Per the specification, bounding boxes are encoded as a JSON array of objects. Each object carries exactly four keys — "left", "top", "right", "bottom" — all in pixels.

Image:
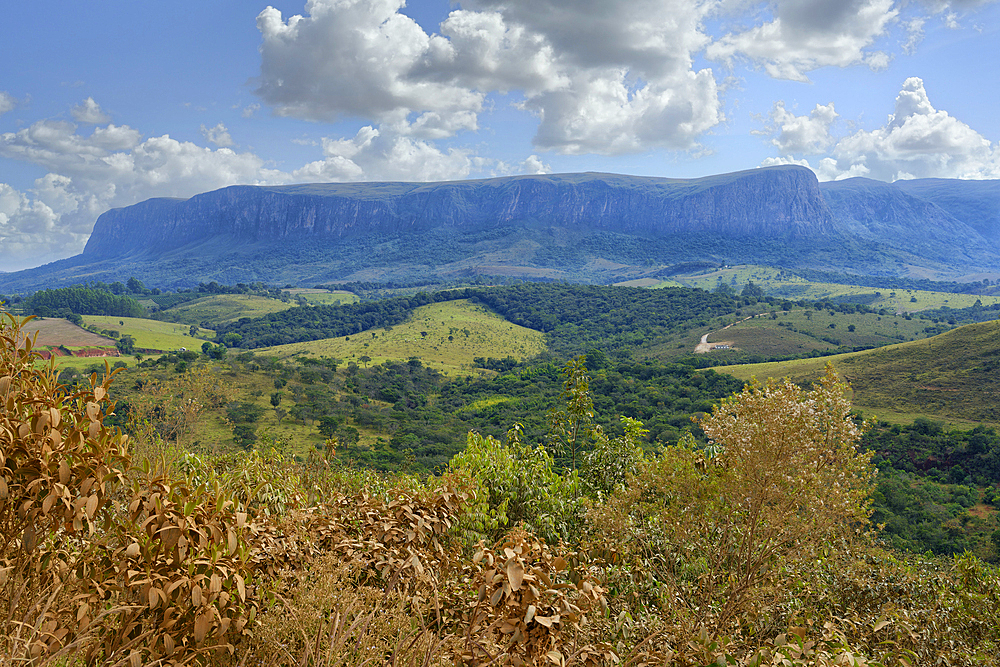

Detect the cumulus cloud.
[
  {"left": 254, "top": 0, "right": 724, "bottom": 155},
  {"left": 0, "top": 112, "right": 292, "bottom": 269},
  {"left": 766, "top": 101, "right": 838, "bottom": 154},
  {"left": 707, "top": 0, "right": 899, "bottom": 81},
  {"left": 200, "top": 123, "right": 234, "bottom": 147},
  {"left": 292, "top": 125, "right": 482, "bottom": 182},
  {"left": 761, "top": 78, "right": 999, "bottom": 181},
  {"left": 71, "top": 97, "right": 111, "bottom": 124},
  {"left": 520, "top": 155, "right": 550, "bottom": 174}
]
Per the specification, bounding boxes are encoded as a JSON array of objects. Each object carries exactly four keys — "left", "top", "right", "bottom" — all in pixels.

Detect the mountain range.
[{"left": 3, "top": 165, "right": 999, "bottom": 291}]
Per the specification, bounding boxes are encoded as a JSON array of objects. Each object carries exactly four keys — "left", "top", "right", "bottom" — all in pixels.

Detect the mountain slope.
[{"left": 3, "top": 166, "right": 1000, "bottom": 291}]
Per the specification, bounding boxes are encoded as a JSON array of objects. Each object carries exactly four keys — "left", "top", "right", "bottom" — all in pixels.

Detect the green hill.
[
  {"left": 719, "top": 320, "right": 1000, "bottom": 425},
  {"left": 81, "top": 315, "right": 214, "bottom": 352},
  {"left": 257, "top": 299, "right": 546, "bottom": 375},
  {"left": 158, "top": 294, "right": 294, "bottom": 326}
]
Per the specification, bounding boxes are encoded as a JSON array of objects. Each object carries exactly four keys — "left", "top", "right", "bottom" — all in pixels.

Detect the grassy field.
[
  {"left": 282, "top": 288, "right": 359, "bottom": 306},
  {"left": 81, "top": 315, "right": 214, "bottom": 352},
  {"left": 256, "top": 299, "right": 546, "bottom": 375},
  {"left": 700, "top": 307, "right": 942, "bottom": 356},
  {"left": 715, "top": 320, "right": 1000, "bottom": 426},
  {"left": 673, "top": 264, "right": 1000, "bottom": 313},
  {"left": 159, "top": 294, "right": 294, "bottom": 326}
]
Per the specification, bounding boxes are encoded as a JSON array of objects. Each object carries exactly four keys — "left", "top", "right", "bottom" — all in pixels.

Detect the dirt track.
[{"left": 694, "top": 316, "right": 754, "bottom": 353}]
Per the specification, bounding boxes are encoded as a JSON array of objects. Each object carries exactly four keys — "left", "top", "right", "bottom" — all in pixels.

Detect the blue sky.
[{"left": 1, "top": 0, "right": 999, "bottom": 271}]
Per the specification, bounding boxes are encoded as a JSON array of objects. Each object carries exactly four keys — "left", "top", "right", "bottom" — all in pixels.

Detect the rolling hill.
[{"left": 719, "top": 320, "right": 1000, "bottom": 425}]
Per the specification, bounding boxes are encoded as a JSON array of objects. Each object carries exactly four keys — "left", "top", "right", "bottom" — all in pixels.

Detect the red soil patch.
[{"left": 22, "top": 318, "right": 117, "bottom": 347}]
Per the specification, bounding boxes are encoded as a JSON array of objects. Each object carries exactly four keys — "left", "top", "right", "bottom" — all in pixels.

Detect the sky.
[{"left": 1, "top": 0, "right": 999, "bottom": 272}]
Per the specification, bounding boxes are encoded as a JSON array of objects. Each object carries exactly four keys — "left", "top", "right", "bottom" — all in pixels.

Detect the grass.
[
  {"left": 282, "top": 288, "right": 359, "bottom": 306},
  {"left": 81, "top": 315, "right": 215, "bottom": 352},
  {"left": 715, "top": 320, "right": 1000, "bottom": 427},
  {"left": 673, "top": 264, "right": 1000, "bottom": 313},
  {"left": 256, "top": 299, "right": 546, "bottom": 376},
  {"left": 159, "top": 294, "right": 294, "bottom": 326}
]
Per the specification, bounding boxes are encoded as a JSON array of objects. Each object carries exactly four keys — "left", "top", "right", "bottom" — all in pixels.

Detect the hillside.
[
  {"left": 720, "top": 320, "right": 1000, "bottom": 424},
  {"left": 4, "top": 166, "right": 1000, "bottom": 291},
  {"left": 257, "top": 299, "right": 546, "bottom": 375}
]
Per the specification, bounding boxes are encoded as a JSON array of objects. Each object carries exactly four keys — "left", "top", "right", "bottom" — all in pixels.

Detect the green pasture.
[
  {"left": 714, "top": 320, "right": 1000, "bottom": 427},
  {"left": 672, "top": 264, "right": 1000, "bottom": 313},
  {"left": 159, "top": 294, "right": 293, "bottom": 326},
  {"left": 282, "top": 288, "right": 359, "bottom": 306},
  {"left": 256, "top": 299, "right": 546, "bottom": 375},
  {"left": 81, "top": 315, "right": 214, "bottom": 352}
]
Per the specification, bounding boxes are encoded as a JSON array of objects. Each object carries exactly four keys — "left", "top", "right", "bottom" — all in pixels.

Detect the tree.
[
  {"left": 359, "top": 354, "right": 372, "bottom": 368},
  {"left": 126, "top": 276, "right": 145, "bottom": 294},
  {"left": 547, "top": 356, "right": 597, "bottom": 471},
  {"left": 116, "top": 334, "right": 135, "bottom": 355},
  {"left": 591, "top": 364, "right": 875, "bottom": 629}
]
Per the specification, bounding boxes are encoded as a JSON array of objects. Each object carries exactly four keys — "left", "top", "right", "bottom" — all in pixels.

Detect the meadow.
[
  {"left": 717, "top": 319, "right": 1000, "bottom": 426},
  {"left": 81, "top": 315, "right": 214, "bottom": 352},
  {"left": 156, "top": 293, "right": 294, "bottom": 325},
  {"left": 673, "top": 264, "right": 1000, "bottom": 312},
  {"left": 281, "top": 287, "right": 359, "bottom": 305},
  {"left": 256, "top": 299, "right": 546, "bottom": 375}
]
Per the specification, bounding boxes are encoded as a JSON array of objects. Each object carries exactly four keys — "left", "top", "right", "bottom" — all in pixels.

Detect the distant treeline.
[
  {"left": 795, "top": 268, "right": 999, "bottom": 296},
  {"left": 918, "top": 300, "right": 1000, "bottom": 325},
  {"left": 22, "top": 287, "right": 145, "bottom": 318},
  {"left": 214, "top": 289, "right": 470, "bottom": 348}
]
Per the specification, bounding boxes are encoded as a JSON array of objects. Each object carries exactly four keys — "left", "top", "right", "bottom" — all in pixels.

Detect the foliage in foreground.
[{"left": 2, "top": 312, "right": 1000, "bottom": 666}]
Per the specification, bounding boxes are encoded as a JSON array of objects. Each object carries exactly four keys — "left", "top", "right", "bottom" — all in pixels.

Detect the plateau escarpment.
[
  {"left": 82, "top": 167, "right": 834, "bottom": 260},
  {"left": 3, "top": 165, "right": 1000, "bottom": 291}
]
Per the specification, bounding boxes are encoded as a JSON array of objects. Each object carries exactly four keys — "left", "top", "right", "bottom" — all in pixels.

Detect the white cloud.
[
  {"left": 707, "top": 0, "right": 899, "bottom": 81},
  {"left": 520, "top": 155, "right": 550, "bottom": 174},
  {"left": 255, "top": 1, "right": 484, "bottom": 127},
  {"left": 0, "top": 92, "right": 15, "bottom": 117},
  {"left": 71, "top": 97, "right": 111, "bottom": 124},
  {"left": 200, "top": 122, "right": 234, "bottom": 147},
  {"left": 253, "top": 0, "right": 724, "bottom": 155},
  {"left": 0, "top": 110, "right": 293, "bottom": 270},
  {"left": 761, "top": 78, "right": 999, "bottom": 181},
  {"left": 767, "top": 101, "right": 838, "bottom": 154},
  {"left": 241, "top": 103, "right": 260, "bottom": 118},
  {"left": 292, "top": 125, "right": 482, "bottom": 182}
]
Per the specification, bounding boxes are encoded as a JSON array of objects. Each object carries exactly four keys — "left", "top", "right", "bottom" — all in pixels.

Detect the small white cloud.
[
  {"left": 71, "top": 97, "right": 111, "bottom": 124},
  {"left": 903, "top": 18, "right": 926, "bottom": 54},
  {"left": 241, "top": 103, "right": 260, "bottom": 118},
  {"left": 200, "top": 123, "right": 234, "bottom": 147},
  {"left": 520, "top": 155, "right": 550, "bottom": 174},
  {"left": 767, "top": 101, "right": 839, "bottom": 154},
  {"left": 0, "top": 91, "right": 16, "bottom": 116}
]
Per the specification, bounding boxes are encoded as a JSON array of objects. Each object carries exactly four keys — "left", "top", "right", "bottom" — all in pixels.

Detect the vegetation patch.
[
  {"left": 158, "top": 293, "right": 294, "bottom": 326},
  {"left": 719, "top": 320, "right": 1000, "bottom": 425},
  {"left": 81, "top": 315, "right": 214, "bottom": 352},
  {"left": 257, "top": 299, "right": 546, "bottom": 375}
]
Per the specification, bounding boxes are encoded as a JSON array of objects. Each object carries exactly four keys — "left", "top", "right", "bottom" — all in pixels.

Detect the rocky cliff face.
[
  {"left": 83, "top": 166, "right": 836, "bottom": 259},
  {"left": 819, "top": 178, "right": 997, "bottom": 264},
  {"left": 5, "top": 165, "right": 998, "bottom": 292}
]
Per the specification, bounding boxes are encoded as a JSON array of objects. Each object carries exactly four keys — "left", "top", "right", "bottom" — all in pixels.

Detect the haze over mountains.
[{"left": 3, "top": 165, "right": 999, "bottom": 291}]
